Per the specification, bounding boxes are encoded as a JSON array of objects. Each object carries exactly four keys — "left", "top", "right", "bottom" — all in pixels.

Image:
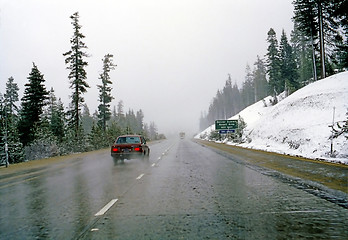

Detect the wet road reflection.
[
  {"left": 0, "top": 148, "right": 152, "bottom": 239},
  {"left": 0, "top": 139, "right": 347, "bottom": 239}
]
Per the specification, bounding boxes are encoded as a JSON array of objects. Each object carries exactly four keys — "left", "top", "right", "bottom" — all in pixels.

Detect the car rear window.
[{"left": 116, "top": 136, "right": 141, "bottom": 144}]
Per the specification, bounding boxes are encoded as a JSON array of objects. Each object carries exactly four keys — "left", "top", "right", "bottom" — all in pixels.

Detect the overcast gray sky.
[{"left": 0, "top": 0, "right": 294, "bottom": 136}]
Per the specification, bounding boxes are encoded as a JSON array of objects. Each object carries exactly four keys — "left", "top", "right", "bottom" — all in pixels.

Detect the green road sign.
[{"left": 215, "top": 120, "right": 238, "bottom": 130}]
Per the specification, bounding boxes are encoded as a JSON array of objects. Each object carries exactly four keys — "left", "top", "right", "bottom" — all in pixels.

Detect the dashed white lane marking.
[
  {"left": 95, "top": 199, "right": 118, "bottom": 216},
  {"left": 91, "top": 228, "right": 99, "bottom": 232},
  {"left": 136, "top": 173, "right": 145, "bottom": 180},
  {"left": 151, "top": 163, "right": 156, "bottom": 167}
]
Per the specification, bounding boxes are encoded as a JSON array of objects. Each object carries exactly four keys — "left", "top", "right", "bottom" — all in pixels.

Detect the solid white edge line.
[
  {"left": 95, "top": 199, "right": 118, "bottom": 216},
  {"left": 136, "top": 173, "right": 144, "bottom": 180}
]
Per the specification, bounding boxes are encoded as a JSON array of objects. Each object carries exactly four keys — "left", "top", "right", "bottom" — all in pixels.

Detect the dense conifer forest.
[
  {"left": 0, "top": 12, "right": 163, "bottom": 165},
  {"left": 200, "top": 0, "right": 347, "bottom": 131}
]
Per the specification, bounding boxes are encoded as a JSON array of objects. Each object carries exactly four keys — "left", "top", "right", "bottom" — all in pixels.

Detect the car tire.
[{"left": 143, "top": 150, "right": 149, "bottom": 159}]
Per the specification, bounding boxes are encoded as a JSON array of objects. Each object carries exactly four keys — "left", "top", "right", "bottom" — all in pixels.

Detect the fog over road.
[{"left": 0, "top": 139, "right": 347, "bottom": 239}]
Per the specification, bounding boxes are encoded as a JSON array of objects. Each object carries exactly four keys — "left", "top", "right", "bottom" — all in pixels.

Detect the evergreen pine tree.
[
  {"left": 207, "top": 97, "right": 217, "bottom": 125},
  {"left": 222, "top": 76, "right": 233, "bottom": 119},
  {"left": 117, "top": 100, "right": 124, "bottom": 117},
  {"left": 115, "top": 100, "right": 126, "bottom": 129},
  {"left": 222, "top": 74, "right": 242, "bottom": 119},
  {"left": 331, "top": 0, "right": 348, "bottom": 69},
  {"left": 87, "top": 123, "right": 104, "bottom": 150},
  {"left": 291, "top": 22, "right": 316, "bottom": 85},
  {"left": 61, "top": 121, "right": 86, "bottom": 154},
  {"left": 107, "top": 121, "right": 123, "bottom": 144},
  {"left": 266, "top": 28, "right": 281, "bottom": 102},
  {"left": 126, "top": 109, "right": 137, "bottom": 133},
  {"left": 253, "top": 56, "right": 268, "bottom": 101},
  {"left": 18, "top": 63, "right": 49, "bottom": 146},
  {"left": 215, "top": 90, "right": 224, "bottom": 120},
  {"left": 5, "top": 77, "right": 19, "bottom": 116},
  {"left": 97, "top": 54, "right": 116, "bottom": 132},
  {"left": 63, "top": 12, "right": 89, "bottom": 140},
  {"left": 4, "top": 77, "right": 20, "bottom": 152},
  {"left": 242, "top": 64, "right": 255, "bottom": 107},
  {"left": 81, "top": 104, "right": 95, "bottom": 134},
  {"left": 231, "top": 81, "right": 243, "bottom": 115},
  {"left": 0, "top": 94, "right": 6, "bottom": 164},
  {"left": 47, "top": 89, "right": 66, "bottom": 142},
  {"left": 3, "top": 77, "right": 23, "bottom": 163},
  {"left": 293, "top": 0, "right": 345, "bottom": 78},
  {"left": 135, "top": 109, "right": 144, "bottom": 134},
  {"left": 279, "top": 30, "right": 299, "bottom": 95}
]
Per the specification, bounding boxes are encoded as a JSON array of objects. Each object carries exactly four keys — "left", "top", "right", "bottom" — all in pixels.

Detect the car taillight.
[
  {"left": 112, "top": 147, "right": 119, "bottom": 152},
  {"left": 134, "top": 147, "right": 141, "bottom": 152}
]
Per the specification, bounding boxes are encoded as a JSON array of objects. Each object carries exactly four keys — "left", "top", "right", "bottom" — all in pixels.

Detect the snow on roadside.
[{"left": 196, "top": 72, "right": 348, "bottom": 164}]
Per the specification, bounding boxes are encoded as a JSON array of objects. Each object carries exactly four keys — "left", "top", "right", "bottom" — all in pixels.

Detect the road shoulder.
[{"left": 195, "top": 139, "right": 348, "bottom": 208}]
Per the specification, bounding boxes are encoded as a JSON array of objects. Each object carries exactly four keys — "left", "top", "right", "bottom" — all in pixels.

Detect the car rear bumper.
[{"left": 111, "top": 152, "right": 143, "bottom": 159}]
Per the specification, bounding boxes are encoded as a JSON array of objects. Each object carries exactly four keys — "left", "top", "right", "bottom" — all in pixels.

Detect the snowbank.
[{"left": 196, "top": 72, "right": 348, "bottom": 164}]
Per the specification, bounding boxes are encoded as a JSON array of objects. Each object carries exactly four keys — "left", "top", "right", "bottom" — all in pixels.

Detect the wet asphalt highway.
[{"left": 0, "top": 138, "right": 347, "bottom": 239}]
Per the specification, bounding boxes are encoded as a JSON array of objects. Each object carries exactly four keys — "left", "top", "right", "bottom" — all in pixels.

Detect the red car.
[{"left": 111, "top": 135, "right": 150, "bottom": 160}]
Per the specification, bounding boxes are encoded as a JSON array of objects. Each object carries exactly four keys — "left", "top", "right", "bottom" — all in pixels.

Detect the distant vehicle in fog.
[
  {"left": 179, "top": 132, "right": 185, "bottom": 139},
  {"left": 111, "top": 135, "right": 150, "bottom": 161}
]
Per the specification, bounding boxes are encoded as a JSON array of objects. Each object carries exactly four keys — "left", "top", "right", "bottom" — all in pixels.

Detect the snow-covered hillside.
[{"left": 196, "top": 72, "right": 348, "bottom": 164}]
